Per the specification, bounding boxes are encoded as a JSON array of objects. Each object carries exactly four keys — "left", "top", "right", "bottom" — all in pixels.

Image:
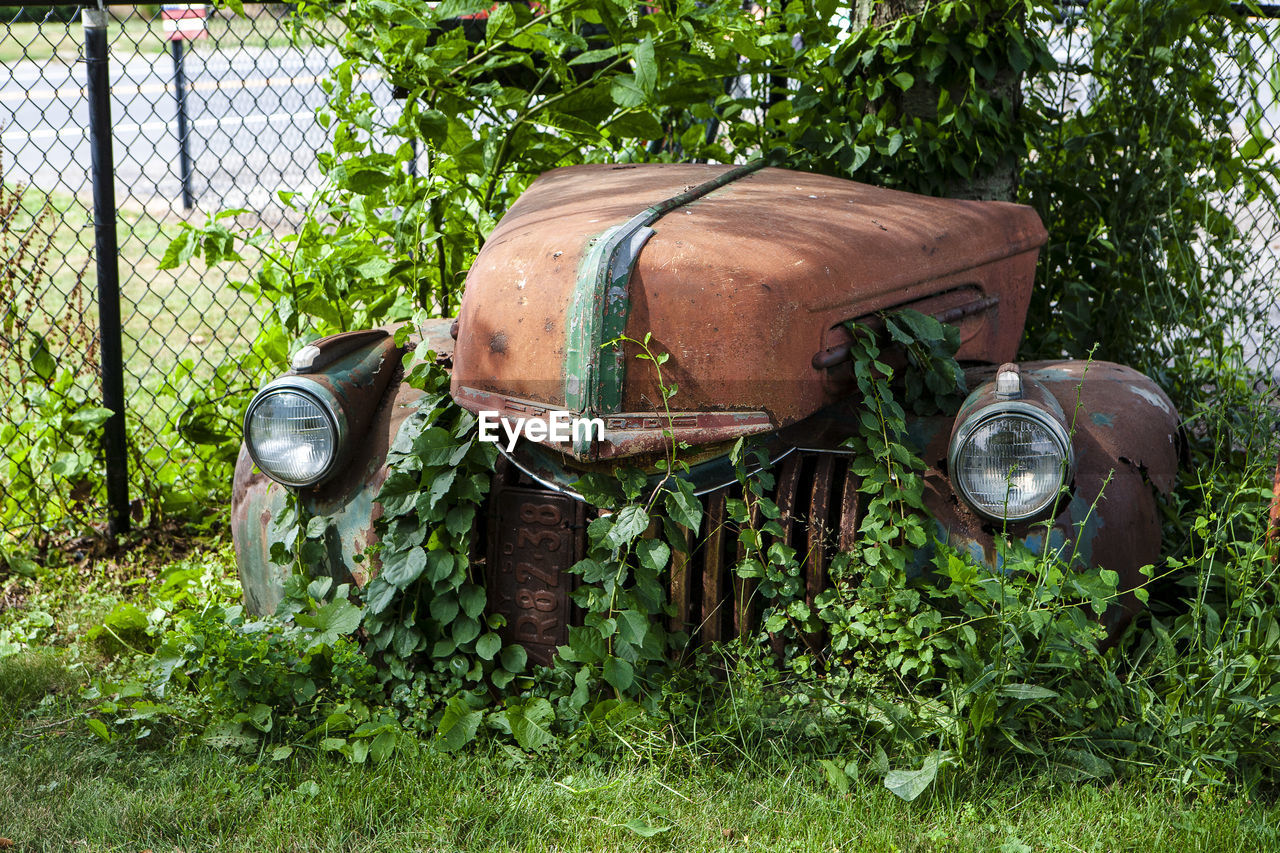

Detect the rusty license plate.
[{"left": 486, "top": 486, "right": 578, "bottom": 666}]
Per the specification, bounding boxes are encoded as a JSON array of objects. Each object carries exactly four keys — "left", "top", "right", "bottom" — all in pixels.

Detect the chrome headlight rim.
[
  {"left": 948, "top": 401, "right": 1075, "bottom": 524},
  {"left": 243, "top": 377, "right": 349, "bottom": 488}
]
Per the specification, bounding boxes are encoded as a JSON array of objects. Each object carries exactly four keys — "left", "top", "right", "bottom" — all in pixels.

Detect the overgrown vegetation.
[
  {"left": 3, "top": 0, "right": 1280, "bottom": 836},
  {"left": 0, "top": 159, "right": 110, "bottom": 568}
]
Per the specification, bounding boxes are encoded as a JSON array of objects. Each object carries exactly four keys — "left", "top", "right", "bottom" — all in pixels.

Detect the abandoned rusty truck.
[{"left": 231, "top": 163, "right": 1180, "bottom": 666}]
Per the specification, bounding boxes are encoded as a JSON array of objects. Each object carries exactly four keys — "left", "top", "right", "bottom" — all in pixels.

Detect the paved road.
[{"left": 1, "top": 40, "right": 400, "bottom": 216}]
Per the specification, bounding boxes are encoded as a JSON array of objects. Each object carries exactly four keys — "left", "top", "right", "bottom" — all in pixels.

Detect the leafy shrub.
[{"left": 1020, "top": 0, "right": 1280, "bottom": 402}]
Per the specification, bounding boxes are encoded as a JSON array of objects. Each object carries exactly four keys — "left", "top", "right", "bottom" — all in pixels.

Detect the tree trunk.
[{"left": 852, "top": 0, "right": 1022, "bottom": 203}]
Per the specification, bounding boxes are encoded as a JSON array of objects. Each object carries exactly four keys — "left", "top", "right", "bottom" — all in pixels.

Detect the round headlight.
[
  {"left": 950, "top": 408, "right": 1071, "bottom": 523},
  {"left": 244, "top": 381, "right": 344, "bottom": 487}
]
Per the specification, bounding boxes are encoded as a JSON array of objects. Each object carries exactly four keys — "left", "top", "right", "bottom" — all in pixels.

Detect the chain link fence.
[
  {"left": 0, "top": 3, "right": 401, "bottom": 551},
  {"left": 1223, "top": 14, "right": 1280, "bottom": 383},
  {"left": 0, "top": 3, "right": 1277, "bottom": 551},
  {"left": 1037, "top": 5, "right": 1280, "bottom": 393}
]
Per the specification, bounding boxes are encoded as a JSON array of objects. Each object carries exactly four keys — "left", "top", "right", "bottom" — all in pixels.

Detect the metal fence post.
[
  {"left": 82, "top": 7, "right": 130, "bottom": 535},
  {"left": 169, "top": 36, "right": 196, "bottom": 210}
]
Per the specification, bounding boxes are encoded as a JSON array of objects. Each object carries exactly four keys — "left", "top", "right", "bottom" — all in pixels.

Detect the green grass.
[
  {"left": 0, "top": 715, "right": 1277, "bottom": 853},
  {"left": 0, "top": 649, "right": 79, "bottom": 728},
  {"left": 3, "top": 185, "right": 263, "bottom": 380},
  {"left": 2, "top": 546, "right": 1279, "bottom": 853}
]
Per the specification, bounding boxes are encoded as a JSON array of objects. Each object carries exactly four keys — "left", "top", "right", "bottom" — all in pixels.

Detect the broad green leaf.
[
  {"left": 370, "top": 730, "right": 397, "bottom": 763},
  {"left": 996, "top": 683, "right": 1059, "bottom": 701},
  {"left": 819, "top": 759, "right": 850, "bottom": 795},
  {"left": 568, "top": 46, "right": 620, "bottom": 66},
  {"left": 425, "top": 550, "right": 457, "bottom": 583},
  {"left": 621, "top": 819, "right": 672, "bottom": 838},
  {"left": 102, "top": 601, "right": 147, "bottom": 633},
  {"left": 68, "top": 406, "right": 114, "bottom": 431},
  {"left": 430, "top": 592, "right": 459, "bottom": 625},
  {"left": 354, "top": 257, "right": 393, "bottom": 278},
  {"left": 452, "top": 616, "right": 481, "bottom": 645},
  {"left": 884, "top": 751, "right": 950, "bottom": 802},
  {"left": 446, "top": 505, "right": 475, "bottom": 538},
  {"left": 565, "top": 625, "right": 606, "bottom": 663},
  {"left": 436, "top": 695, "right": 481, "bottom": 752},
  {"left": 29, "top": 333, "right": 55, "bottom": 383},
  {"left": 380, "top": 546, "right": 427, "bottom": 587},
  {"left": 663, "top": 478, "right": 702, "bottom": 531},
  {"left": 617, "top": 609, "right": 649, "bottom": 647},
  {"left": 633, "top": 36, "right": 657, "bottom": 96},
  {"left": 507, "top": 697, "right": 555, "bottom": 751},
  {"left": 341, "top": 166, "right": 393, "bottom": 195},
  {"left": 609, "top": 75, "right": 646, "bottom": 108},
  {"left": 636, "top": 538, "right": 670, "bottom": 572},
  {"left": 500, "top": 643, "right": 527, "bottom": 673},
  {"left": 1059, "top": 748, "right": 1114, "bottom": 781},
  {"left": 296, "top": 597, "right": 363, "bottom": 646},
  {"left": 362, "top": 577, "right": 397, "bottom": 615},
  {"left": 459, "top": 583, "right": 487, "bottom": 618},
  {"left": 158, "top": 230, "right": 192, "bottom": 269},
  {"left": 605, "top": 505, "right": 649, "bottom": 550},
  {"left": 572, "top": 558, "right": 611, "bottom": 583},
  {"left": 413, "top": 427, "right": 466, "bottom": 467},
  {"left": 376, "top": 470, "right": 421, "bottom": 517},
  {"left": 307, "top": 577, "right": 333, "bottom": 602},
  {"left": 417, "top": 468, "right": 458, "bottom": 516},
  {"left": 603, "top": 655, "right": 634, "bottom": 691},
  {"left": 475, "top": 631, "right": 501, "bottom": 661}
]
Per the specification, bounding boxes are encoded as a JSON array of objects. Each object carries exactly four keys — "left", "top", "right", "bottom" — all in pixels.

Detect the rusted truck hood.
[{"left": 451, "top": 163, "right": 1047, "bottom": 461}]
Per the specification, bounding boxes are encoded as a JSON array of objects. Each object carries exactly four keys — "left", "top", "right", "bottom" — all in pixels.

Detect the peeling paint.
[{"left": 1130, "top": 383, "right": 1175, "bottom": 416}]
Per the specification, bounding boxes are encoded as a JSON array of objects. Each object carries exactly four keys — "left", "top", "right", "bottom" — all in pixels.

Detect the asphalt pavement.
[{"left": 1, "top": 40, "right": 397, "bottom": 216}]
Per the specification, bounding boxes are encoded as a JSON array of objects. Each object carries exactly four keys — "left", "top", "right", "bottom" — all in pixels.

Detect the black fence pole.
[
  {"left": 169, "top": 36, "right": 195, "bottom": 210},
  {"left": 82, "top": 7, "right": 130, "bottom": 535}
]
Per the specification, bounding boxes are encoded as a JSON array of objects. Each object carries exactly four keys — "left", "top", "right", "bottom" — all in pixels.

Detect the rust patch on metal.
[
  {"left": 838, "top": 465, "right": 861, "bottom": 554},
  {"left": 452, "top": 163, "right": 1047, "bottom": 462},
  {"left": 1269, "top": 451, "right": 1280, "bottom": 552},
  {"left": 805, "top": 455, "right": 835, "bottom": 608},
  {"left": 668, "top": 523, "right": 694, "bottom": 635},
  {"left": 701, "top": 491, "right": 728, "bottom": 644}
]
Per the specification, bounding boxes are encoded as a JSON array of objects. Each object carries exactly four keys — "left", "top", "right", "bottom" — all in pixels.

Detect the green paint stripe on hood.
[{"left": 564, "top": 160, "right": 768, "bottom": 457}]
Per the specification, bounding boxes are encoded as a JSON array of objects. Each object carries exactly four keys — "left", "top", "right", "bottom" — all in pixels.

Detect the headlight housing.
[
  {"left": 244, "top": 378, "right": 347, "bottom": 487},
  {"left": 948, "top": 366, "right": 1073, "bottom": 523}
]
